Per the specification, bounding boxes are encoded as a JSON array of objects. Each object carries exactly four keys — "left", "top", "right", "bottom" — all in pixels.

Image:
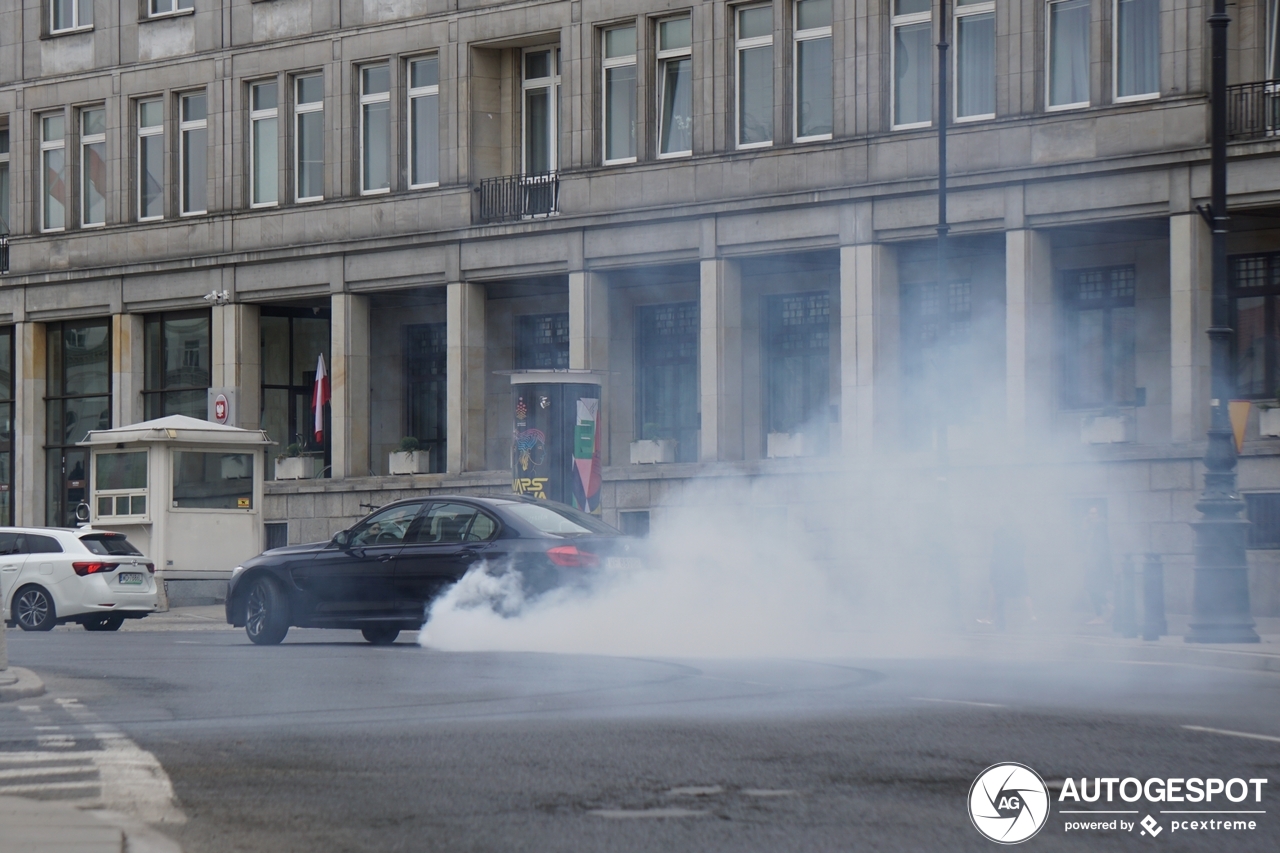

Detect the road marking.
[
  {"left": 1059, "top": 810, "right": 1139, "bottom": 814},
  {"left": 1161, "top": 810, "right": 1266, "bottom": 814},
  {"left": 667, "top": 786, "right": 722, "bottom": 796},
  {"left": 743, "top": 789, "right": 798, "bottom": 797},
  {"left": 1181, "top": 725, "right": 1280, "bottom": 744},
  {"left": 37, "top": 735, "right": 76, "bottom": 748},
  {"left": 912, "top": 697, "right": 1006, "bottom": 708},
  {"left": 0, "top": 780, "right": 100, "bottom": 794},
  {"left": 590, "top": 808, "right": 708, "bottom": 819},
  {"left": 0, "top": 764, "right": 95, "bottom": 781}
]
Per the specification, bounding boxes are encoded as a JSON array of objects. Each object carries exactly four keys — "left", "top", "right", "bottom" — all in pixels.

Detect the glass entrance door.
[{"left": 46, "top": 319, "right": 112, "bottom": 526}]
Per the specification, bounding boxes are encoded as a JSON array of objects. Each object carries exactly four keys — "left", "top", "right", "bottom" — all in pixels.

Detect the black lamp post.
[
  {"left": 936, "top": 0, "right": 950, "bottom": 459},
  {"left": 1186, "top": 0, "right": 1259, "bottom": 643}
]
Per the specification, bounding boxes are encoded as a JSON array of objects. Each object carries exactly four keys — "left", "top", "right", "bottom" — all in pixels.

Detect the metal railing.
[
  {"left": 475, "top": 172, "right": 559, "bottom": 224},
  {"left": 1227, "top": 80, "right": 1280, "bottom": 141}
]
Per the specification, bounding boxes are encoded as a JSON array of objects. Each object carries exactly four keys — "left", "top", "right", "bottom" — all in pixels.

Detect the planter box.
[
  {"left": 1080, "top": 414, "right": 1134, "bottom": 444},
  {"left": 1260, "top": 407, "right": 1280, "bottom": 438},
  {"left": 389, "top": 450, "right": 431, "bottom": 475},
  {"left": 630, "top": 439, "right": 677, "bottom": 464},
  {"left": 274, "top": 456, "right": 315, "bottom": 480},
  {"left": 767, "top": 432, "right": 807, "bottom": 458}
]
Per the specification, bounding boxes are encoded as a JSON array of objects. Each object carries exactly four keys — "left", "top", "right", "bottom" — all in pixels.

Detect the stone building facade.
[{"left": 1, "top": 0, "right": 1280, "bottom": 614}]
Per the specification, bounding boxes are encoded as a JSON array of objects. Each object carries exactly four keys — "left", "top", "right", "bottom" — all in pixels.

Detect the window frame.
[
  {"left": 1060, "top": 265, "right": 1138, "bottom": 410},
  {"left": 601, "top": 25, "right": 639, "bottom": 165},
  {"left": 1111, "top": 0, "right": 1161, "bottom": 104},
  {"left": 91, "top": 450, "right": 150, "bottom": 524},
  {"left": 294, "top": 73, "right": 325, "bottom": 203},
  {"left": 142, "top": 309, "right": 212, "bottom": 421},
  {"left": 891, "top": 1, "right": 933, "bottom": 131},
  {"left": 656, "top": 14, "right": 694, "bottom": 159},
  {"left": 179, "top": 90, "right": 207, "bottom": 216},
  {"left": 249, "top": 79, "right": 279, "bottom": 208},
  {"left": 136, "top": 98, "right": 165, "bottom": 222},
  {"left": 1228, "top": 251, "right": 1280, "bottom": 400},
  {"left": 792, "top": 0, "right": 833, "bottom": 143},
  {"left": 734, "top": 3, "right": 775, "bottom": 150},
  {"left": 359, "top": 63, "right": 392, "bottom": 196},
  {"left": 79, "top": 105, "right": 107, "bottom": 228},
  {"left": 521, "top": 47, "right": 561, "bottom": 176},
  {"left": 0, "top": 126, "right": 9, "bottom": 234},
  {"left": 148, "top": 0, "right": 194, "bottom": 18},
  {"left": 407, "top": 56, "right": 441, "bottom": 189},
  {"left": 49, "top": 0, "right": 93, "bottom": 34},
  {"left": 953, "top": 0, "right": 996, "bottom": 122},
  {"left": 39, "top": 111, "right": 67, "bottom": 234},
  {"left": 1046, "top": 0, "right": 1092, "bottom": 111}
]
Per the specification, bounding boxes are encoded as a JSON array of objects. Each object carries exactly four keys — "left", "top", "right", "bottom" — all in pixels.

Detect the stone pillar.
[
  {"left": 13, "top": 322, "right": 46, "bottom": 527},
  {"left": 699, "top": 258, "right": 743, "bottom": 462},
  {"left": 447, "top": 281, "right": 486, "bottom": 473},
  {"left": 568, "top": 270, "right": 609, "bottom": 371},
  {"left": 1170, "top": 213, "right": 1213, "bottom": 443},
  {"left": 111, "top": 314, "right": 145, "bottom": 427},
  {"left": 1005, "top": 229, "right": 1054, "bottom": 447},
  {"left": 330, "top": 293, "right": 370, "bottom": 479},
  {"left": 211, "top": 303, "right": 261, "bottom": 430},
  {"left": 839, "top": 243, "right": 898, "bottom": 456}
]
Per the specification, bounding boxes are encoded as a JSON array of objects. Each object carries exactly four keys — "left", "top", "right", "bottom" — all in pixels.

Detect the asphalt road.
[{"left": 2, "top": 626, "right": 1278, "bottom": 852}]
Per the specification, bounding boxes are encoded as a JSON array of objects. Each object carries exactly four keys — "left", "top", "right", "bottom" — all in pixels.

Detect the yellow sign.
[
  {"left": 1229, "top": 400, "right": 1252, "bottom": 454},
  {"left": 513, "top": 477, "right": 549, "bottom": 500},
  {"left": 237, "top": 497, "right": 251, "bottom": 508}
]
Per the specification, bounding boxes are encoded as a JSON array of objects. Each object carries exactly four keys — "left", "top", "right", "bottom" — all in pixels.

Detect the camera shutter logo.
[{"left": 969, "top": 763, "right": 1050, "bottom": 844}]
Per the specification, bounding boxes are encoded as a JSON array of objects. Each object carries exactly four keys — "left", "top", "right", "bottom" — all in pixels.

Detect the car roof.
[{"left": 0, "top": 526, "right": 128, "bottom": 540}]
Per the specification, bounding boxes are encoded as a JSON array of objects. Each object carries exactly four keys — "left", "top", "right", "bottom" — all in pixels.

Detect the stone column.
[
  {"left": 1005, "top": 229, "right": 1054, "bottom": 447},
  {"left": 111, "top": 314, "right": 145, "bottom": 427},
  {"left": 211, "top": 303, "right": 261, "bottom": 429},
  {"left": 568, "top": 270, "right": 609, "bottom": 371},
  {"left": 839, "top": 243, "right": 898, "bottom": 456},
  {"left": 1170, "top": 213, "right": 1213, "bottom": 443},
  {"left": 13, "top": 322, "right": 46, "bottom": 527},
  {"left": 330, "top": 293, "right": 370, "bottom": 479},
  {"left": 699, "top": 258, "right": 743, "bottom": 462},
  {"left": 447, "top": 281, "right": 487, "bottom": 473}
]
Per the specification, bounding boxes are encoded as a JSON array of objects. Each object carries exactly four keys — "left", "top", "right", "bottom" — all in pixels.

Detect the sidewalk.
[{"left": 0, "top": 797, "right": 181, "bottom": 853}]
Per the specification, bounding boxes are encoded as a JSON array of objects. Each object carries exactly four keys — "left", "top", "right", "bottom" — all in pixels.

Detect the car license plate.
[
  {"left": 605, "top": 557, "right": 642, "bottom": 571},
  {"left": 117, "top": 572, "right": 144, "bottom": 585}
]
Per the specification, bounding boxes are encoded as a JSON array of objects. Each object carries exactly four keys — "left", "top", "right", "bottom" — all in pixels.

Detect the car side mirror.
[{"left": 332, "top": 530, "right": 350, "bottom": 548}]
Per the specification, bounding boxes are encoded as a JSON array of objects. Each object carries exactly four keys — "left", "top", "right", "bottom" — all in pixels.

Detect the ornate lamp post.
[{"left": 1186, "top": 0, "right": 1259, "bottom": 643}]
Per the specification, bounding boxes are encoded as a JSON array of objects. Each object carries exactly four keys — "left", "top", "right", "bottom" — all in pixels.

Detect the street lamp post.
[
  {"left": 936, "top": 0, "right": 949, "bottom": 460},
  {"left": 1186, "top": 0, "right": 1259, "bottom": 643}
]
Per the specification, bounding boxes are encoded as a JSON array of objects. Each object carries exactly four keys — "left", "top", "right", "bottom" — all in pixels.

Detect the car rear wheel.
[
  {"left": 361, "top": 626, "right": 400, "bottom": 645},
  {"left": 14, "top": 587, "right": 56, "bottom": 632},
  {"left": 244, "top": 577, "right": 290, "bottom": 646},
  {"left": 83, "top": 614, "right": 126, "bottom": 632}
]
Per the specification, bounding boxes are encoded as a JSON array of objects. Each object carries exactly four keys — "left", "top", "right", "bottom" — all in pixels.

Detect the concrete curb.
[
  {"left": 0, "top": 667, "right": 45, "bottom": 702},
  {"left": 87, "top": 809, "right": 184, "bottom": 853}
]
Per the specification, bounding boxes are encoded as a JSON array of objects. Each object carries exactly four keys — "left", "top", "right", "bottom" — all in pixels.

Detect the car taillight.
[
  {"left": 72, "top": 562, "right": 118, "bottom": 577},
  {"left": 546, "top": 545, "right": 599, "bottom": 568},
  {"left": 145, "top": 563, "right": 155, "bottom": 574}
]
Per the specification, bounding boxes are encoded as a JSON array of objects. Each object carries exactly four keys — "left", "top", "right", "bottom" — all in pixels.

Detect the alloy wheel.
[{"left": 15, "top": 588, "right": 54, "bottom": 631}]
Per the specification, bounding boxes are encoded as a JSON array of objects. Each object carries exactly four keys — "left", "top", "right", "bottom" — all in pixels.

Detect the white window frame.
[
  {"left": 179, "top": 91, "right": 207, "bottom": 216},
  {"left": 953, "top": 0, "right": 995, "bottom": 122},
  {"left": 1111, "top": 0, "right": 1160, "bottom": 104},
  {"left": 792, "top": 0, "right": 833, "bottom": 143},
  {"left": 407, "top": 56, "right": 440, "bottom": 189},
  {"left": 249, "top": 80, "right": 279, "bottom": 208},
  {"left": 521, "top": 48, "right": 560, "bottom": 176},
  {"left": 0, "top": 127, "right": 10, "bottom": 233},
  {"left": 49, "top": 0, "right": 92, "bottom": 34},
  {"left": 657, "top": 15, "right": 694, "bottom": 159},
  {"left": 1269, "top": 0, "right": 1280, "bottom": 81},
  {"left": 1046, "top": 0, "right": 1091, "bottom": 112},
  {"left": 80, "top": 106, "right": 106, "bottom": 228},
  {"left": 294, "top": 74, "right": 324, "bottom": 203},
  {"left": 735, "top": 4, "right": 775, "bottom": 150},
  {"left": 137, "top": 99, "right": 165, "bottom": 222},
  {"left": 359, "top": 64, "right": 392, "bottom": 196},
  {"left": 39, "top": 111, "right": 67, "bottom": 234},
  {"left": 148, "top": 0, "right": 194, "bottom": 18},
  {"left": 601, "top": 26, "right": 638, "bottom": 165},
  {"left": 891, "top": 1, "right": 933, "bottom": 131},
  {"left": 91, "top": 451, "right": 150, "bottom": 524}
]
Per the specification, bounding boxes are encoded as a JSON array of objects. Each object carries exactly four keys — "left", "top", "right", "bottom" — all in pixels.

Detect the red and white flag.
[{"left": 311, "top": 353, "right": 330, "bottom": 443}]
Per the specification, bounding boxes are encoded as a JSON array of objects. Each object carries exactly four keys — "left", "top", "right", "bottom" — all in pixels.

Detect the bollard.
[
  {"left": 1142, "top": 553, "right": 1168, "bottom": 640},
  {"left": 1115, "top": 553, "right": 1139, "bottom": 638}
]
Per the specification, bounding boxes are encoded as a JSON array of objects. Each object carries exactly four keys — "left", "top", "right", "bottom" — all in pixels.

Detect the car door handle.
[
  {"left": 459, "top": 549, "right": 480, "bottom": 563},
  {"left": 377, "top": 554, "right": 395, "bottom": 562}
]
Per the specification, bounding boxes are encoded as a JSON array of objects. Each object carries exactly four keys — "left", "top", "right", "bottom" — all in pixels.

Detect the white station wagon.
[{"left": 0, "top": 528, "right": 159, "bottom": 632}]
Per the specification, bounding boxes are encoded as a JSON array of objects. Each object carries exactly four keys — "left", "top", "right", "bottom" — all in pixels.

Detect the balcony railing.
[
  {"left": 475, "top": 172, "right": 559, "bottom": 224},
  {"left": 1227, "top": 80, "right": 1280, "bottom": 141}
]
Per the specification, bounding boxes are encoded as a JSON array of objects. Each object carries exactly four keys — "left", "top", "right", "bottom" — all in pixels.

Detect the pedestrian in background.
[
  {"left": 1082, "top": 505, "right": 1112, "bottom": 626},
  {"left": 979, "top": 507, "right": 1035, "bottom": 631}
]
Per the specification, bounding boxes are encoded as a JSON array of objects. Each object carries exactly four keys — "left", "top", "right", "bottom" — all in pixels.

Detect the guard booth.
[
  {"left": 78, "top": 415, "right": 273, "bottom": 608},
  {"left": 509, "top": 371, "right": 604, "bottom": 514}
]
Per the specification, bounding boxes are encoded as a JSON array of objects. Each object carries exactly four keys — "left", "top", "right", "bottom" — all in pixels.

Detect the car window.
[
  {"left": 17, "top": 534, "right": 64, "bottom": 555},
  {"left": 467, "top": 512, "right": 498, "bottom": 542},
  {"left": 503, "top": 502, "right": 618, "bottom": 537},
  {"left": 348, "top": 503, "right": 423, "bottom": 547},
  {"left": 0, "top": 533, "right": 17, "bottom": 555},
  {"left": 411, "top": 503, "right": 495, "bottom": 544},
  {"left": 79, "top": 533, "right": 144, "bottom": 556}
]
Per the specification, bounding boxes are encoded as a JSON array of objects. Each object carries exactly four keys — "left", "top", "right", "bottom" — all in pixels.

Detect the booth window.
[
  {"left": 94, "top": 451, "right": 148, "bottom": 520},
  {"left": 172, "top": 451, "right": 253, "bottom": 509},
  {"left": 144, "top": 310, "right": 211, "bottom": 419}
]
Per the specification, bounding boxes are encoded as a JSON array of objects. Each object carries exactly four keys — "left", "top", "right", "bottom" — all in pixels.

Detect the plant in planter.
[
  {"left": 274, "top": 443, "right": 314, "bottom": 480},
  {"left": 630, "top": 423, "right": 677, "bottom": 464},
  {"left": 389, "top": 436, "right": 431, "bottom": 475}
]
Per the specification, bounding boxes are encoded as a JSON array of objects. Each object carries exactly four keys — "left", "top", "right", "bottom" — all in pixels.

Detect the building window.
[
  {"left": 250, "top": 81, "right": 278, "bottom": 207},
  {"left": 955, "top": 0, "right": 995, "bottom": 120},
  {"left": 515, "top": 313, "right": 569, "bottom": 369},
  {"left": 81, "top": 107, "right": 106, "bottom": 227},
  {"left": 143, "top": 310, "right": 211, "bottom": 420},
  {"left": 51, "top": 0, "right": 91, "bottom": 32},
  {"left": 405, "top": 323, "right": 447, "bottom": 473},
  {"left": 892, "top": 0, "right": 932, "bottom": 129},
  {"left": 602, "top": 26, "right": 638, "bottom": 164},
  {"left": 408, "top": 57, "right": 440, "bottom": 187},
  {"left": 1114, "top": 0, "right": 1159, "bottom": 101},
  {"left": 173, "top": 451, "right": 253, "bottom": 510},
  {"left": 360, "top": 64, "right": 391, "bottom": 194},
  {"left": 1230, "top": 252, "right": 1280, "bottom": 399},
  {"left": 901, "top": 279, "right": 974, "bottom": 444},
  {"left": 260, "top": 308, "right": 330, "bottom": 478},
  {"left": 523, "top": 49, "right": 560, "bottom": 175},
  {"left": 137, "top": 99, "right": 164, "bottom": 221},
  {"left": 0, "top": 327, "right": 13, "bottom": 525},
  {"left": 1245, "top": 493, "right": 1280, "bottom": 549},
  {"left": 794, "top": 0, "right": 833, "bottom": 141},
  {"left": 635, "top": 302, "right": 699, "bottom": 462},
  {"left": 0, "top": 128, "right": 9, "bottom": 233},
  {"left": 295, "top": 74, "right": 324, "bottom": 202},
  {"left": 180, "top": 92, "right": 207, "bottom": 215},
  {"left": 1062, "top": 266, "right": 1136, "bottom": 408},
  {"left": 150, "top": 0, "right": 194, "bottom": 16},
  {"left": 736, "top": 5, "right": 774, "bottom": 149},
  {"left": 1269, "top": 0, "right": 1280, "bottom": 80},
  {"left": 93, "top": 451, "right": 148, "bottom": 522},
  {"left": 1048, "top": 0, "right": 1090, "bottom": 109},
  {"left": 764, "top": 292, "right": 831, "bottom": 451},
  {"left": 46, "top": 319, "right": 112, "bottom": 526},
  {"left": 657, "top": 16, "right": 693, "bottom": 157},
  {"left": 40, "top": 112, "right": 67, "bottom": 232}
]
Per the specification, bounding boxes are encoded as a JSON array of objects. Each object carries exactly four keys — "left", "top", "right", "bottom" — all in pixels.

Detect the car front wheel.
[
  {"left": 83, "top": 614, "right": 126, "bottom": 632},
  {"left": 361, "top": 626, "right": 400, "bottom": 645},
  {"left": 14, "top": 587, "right": 56, "bottom": 632},
  {"left": 244, "top": 577, "right": 290, "bottom": 646}
]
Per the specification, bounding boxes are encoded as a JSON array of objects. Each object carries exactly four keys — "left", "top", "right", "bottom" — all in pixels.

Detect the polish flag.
[{"left": 312, "top": 354, "right": 330, "bottom": 443}]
